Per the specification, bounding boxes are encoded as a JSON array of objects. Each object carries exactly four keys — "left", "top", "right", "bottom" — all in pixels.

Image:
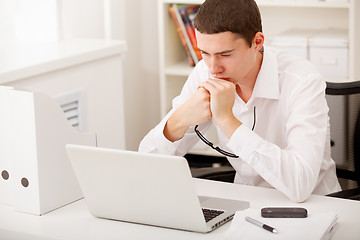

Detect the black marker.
[{"left": 245, "top": 216, "right": 278, "bottom": 234}]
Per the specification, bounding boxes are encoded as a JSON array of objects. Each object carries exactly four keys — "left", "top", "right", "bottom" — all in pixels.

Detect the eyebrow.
[{"left": 198, "top": 48, "right": 235, "bottom": 55}]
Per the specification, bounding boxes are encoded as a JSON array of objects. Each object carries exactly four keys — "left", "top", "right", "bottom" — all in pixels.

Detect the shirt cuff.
[
  {"left": 227, "top": 125, "right": 263, "bottom": 161},
  {"left": 156, "top": 121, "right": 183, "bottom": 154}
]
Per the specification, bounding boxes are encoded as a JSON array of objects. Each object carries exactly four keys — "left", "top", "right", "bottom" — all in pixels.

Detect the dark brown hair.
[{"left": 194, "top": 0, "right": 262, "bottom": 47}]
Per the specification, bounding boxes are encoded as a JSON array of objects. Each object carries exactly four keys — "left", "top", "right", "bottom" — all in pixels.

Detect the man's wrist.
[
  {"left": 163, "top": 110, "right": 189, "bottom": 142},
  {"left": 216, "top": 117, "right": 242, "bottom": 139}
]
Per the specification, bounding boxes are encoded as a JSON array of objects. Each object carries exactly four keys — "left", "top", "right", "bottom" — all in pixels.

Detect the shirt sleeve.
[
  {"left": 138, "top": 61, "right": 211, "bottom": 156},
  {"left": 227, "top": 76, "right": 329, "bottom": 202}
]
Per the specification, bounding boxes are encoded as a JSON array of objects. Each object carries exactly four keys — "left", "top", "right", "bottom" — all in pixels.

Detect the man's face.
[{"left": 195, "top": 31, "right": 259, "bottom": 85}]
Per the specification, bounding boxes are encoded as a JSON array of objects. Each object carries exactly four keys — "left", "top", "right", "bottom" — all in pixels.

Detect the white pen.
[{"left": 245, "top": 216, "right": 278, "bottom": 234}]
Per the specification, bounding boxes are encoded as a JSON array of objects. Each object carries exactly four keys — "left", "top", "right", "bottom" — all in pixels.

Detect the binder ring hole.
[
  {"left": 1, "top": 170, "right": 9, "bottom": 180},
  {"left": 21, "top": 178, "right": 29, "bottom": 188}
]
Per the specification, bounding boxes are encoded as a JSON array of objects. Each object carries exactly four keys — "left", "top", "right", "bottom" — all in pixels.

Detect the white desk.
[{"left": 0, "top": 178, "right": 359, "bottom": 240}]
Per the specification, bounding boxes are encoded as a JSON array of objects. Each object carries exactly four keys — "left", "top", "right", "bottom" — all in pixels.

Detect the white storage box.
[
  {"left": 268, "top": 29, "right": 319, "bottom": 59},
  {"left": 0, "top": 88, "right": 97, "bottom": 215},
  {"left": 309, "top": 28, "right": 348, "bottom": 79}
]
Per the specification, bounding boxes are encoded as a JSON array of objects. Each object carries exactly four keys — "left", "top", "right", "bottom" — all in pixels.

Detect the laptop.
[{"left": 65, "top": 144, "right": 249, "bottom": 233}]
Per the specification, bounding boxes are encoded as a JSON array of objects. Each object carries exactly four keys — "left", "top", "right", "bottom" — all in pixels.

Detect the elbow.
[
  {"left": 285, "top": 185, "right": 313, "bottom": 203},
  {"left": 283, "top": 169, "right": 318, "bottom": 203},
  {"left": 288, "top": 192, "right": 311, "bottom": 203}
]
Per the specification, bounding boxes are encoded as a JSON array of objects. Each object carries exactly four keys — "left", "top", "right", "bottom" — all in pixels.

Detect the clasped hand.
[
  {"left": 182, "top": 78, "right": 237, "bottom": 128},
  {"left": 164, "top": 78, "right": 240, "bottom": 142}
]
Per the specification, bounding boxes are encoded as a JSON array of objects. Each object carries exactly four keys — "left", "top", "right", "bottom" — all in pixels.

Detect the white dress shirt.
[{"left": 139, "top": 47, "right": 341, "bottom": 202}]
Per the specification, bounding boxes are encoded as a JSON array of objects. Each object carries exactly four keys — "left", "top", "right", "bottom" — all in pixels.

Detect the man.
[{"left": 139, "top": 0, "right": 341, "bottom": 202}]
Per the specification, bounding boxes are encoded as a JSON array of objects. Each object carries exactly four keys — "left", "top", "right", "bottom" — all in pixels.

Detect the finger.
[
  {"left": 200, "top": 80, "right": 217, "bottom": 93},
  {"left": 197, "top": 82, "right": 212, "bottom": 92},
  {"left": 211, "top": 79, "right": 237, "bottom": 94},
  {"left": 198, "top": 82, "right": 205, "bottom": 88},
  {"left": 208, "top": 78, "right": 235, "bottom": 88},
  {"left": 196, "top": 86, "right": 210, "bottom": 97},
  {"left": 202, "top": 80, "right": 233, "bottom": 96}
]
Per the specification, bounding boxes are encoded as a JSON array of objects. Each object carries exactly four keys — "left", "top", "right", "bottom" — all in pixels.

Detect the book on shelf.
[
  {"left": 169, "top": 4, "right": 200, "bottom": 67},
  {"left": 184, "top": 5, "right": 198, "bottom": 26},
  {"left": 179, "top": 6, "right": 202, "bottom": 62}
]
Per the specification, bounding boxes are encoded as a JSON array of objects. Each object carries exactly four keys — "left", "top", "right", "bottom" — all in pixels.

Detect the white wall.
[
  {"left": 118, "top": 0, "right": 161, "bottom": 151},
  {"left": 61, "top": 0, "right": 161, "bottom": 151},
  {"left": 60, "top": 0, "right": 106, "bottom": 39}
]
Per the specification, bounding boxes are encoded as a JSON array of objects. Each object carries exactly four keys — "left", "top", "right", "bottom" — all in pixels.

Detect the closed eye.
[{"left": 198, "top": 48, "right": 234, "bottom": 57}]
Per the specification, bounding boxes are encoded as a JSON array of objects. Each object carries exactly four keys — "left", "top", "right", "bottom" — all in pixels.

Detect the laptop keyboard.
[{"left": 202, "top": 208, "right": 224, "bottom": 222}]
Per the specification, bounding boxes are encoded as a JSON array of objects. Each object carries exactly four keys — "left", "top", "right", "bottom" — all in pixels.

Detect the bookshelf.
[{"left": 158, "top": 0, "right": 360, "bottom": 155}]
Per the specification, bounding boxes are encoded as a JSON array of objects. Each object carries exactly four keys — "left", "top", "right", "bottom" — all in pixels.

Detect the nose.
[{"left": 209, "top": 57, "right": 223, "bottom": 75}]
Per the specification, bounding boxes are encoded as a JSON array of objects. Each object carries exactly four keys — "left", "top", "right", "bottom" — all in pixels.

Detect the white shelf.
[
  {"left": 165, "top": 61, "right": 193, "bottom": 76},
  {"left": 161, "top": 0, "right": 202, "bottom": 4},
  {"left": 256, "top": 0, "right": 349, "bottom": 8},
  {"left": 161, "top": 0, "right": 350, "bottom": 8}
]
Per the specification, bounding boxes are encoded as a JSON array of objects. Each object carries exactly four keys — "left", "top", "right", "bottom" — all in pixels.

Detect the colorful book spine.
[
  {"left": 179, "top": 6, "right": 202, "bottom": 62},
  {"left": 186, "top": 5, "right": 199, "bottom": 26},
  {"left": 169, "top": 4, "right": 198, "bottom": 66}
]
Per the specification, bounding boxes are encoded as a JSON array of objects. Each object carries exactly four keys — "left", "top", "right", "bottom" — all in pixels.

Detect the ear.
[{"left": 252, "top": 32, "right": 264, "bottom": 52}]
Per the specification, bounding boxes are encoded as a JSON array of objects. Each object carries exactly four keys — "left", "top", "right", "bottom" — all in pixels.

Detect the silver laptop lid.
[{"left": 66, "top": 144, "right": 209, "bottom": 232}]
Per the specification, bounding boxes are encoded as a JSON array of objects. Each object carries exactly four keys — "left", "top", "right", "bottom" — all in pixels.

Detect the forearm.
[
  {"left": 215, "top": 115, "right": 242, "bottom": 139},
  {"left": 163, "top": 107, "right": 191, "bottom": 142},
  {"left": 139, "top": 109, "right": 205, "bottom": 156},
  {"left": 138, "top": 124, "right": 185, "bottom": 156}
]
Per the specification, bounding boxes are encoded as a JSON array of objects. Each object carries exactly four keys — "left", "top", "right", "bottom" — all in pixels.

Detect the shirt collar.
[{"left": 252, "top": 46, "right": 279, "bottom": 100}]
